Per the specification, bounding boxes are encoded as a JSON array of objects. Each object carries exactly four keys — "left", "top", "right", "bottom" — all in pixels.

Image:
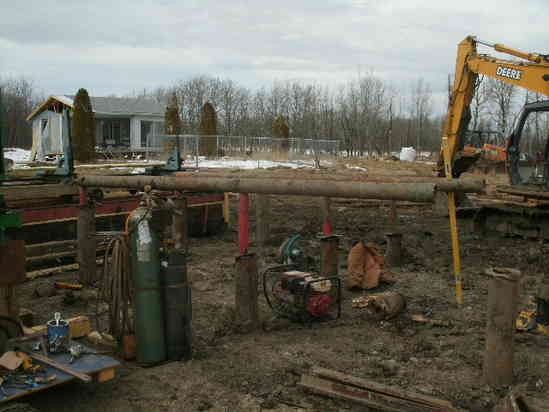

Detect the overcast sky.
[{"left": 1, "top": 0, "right": 547, "bottom": 110}]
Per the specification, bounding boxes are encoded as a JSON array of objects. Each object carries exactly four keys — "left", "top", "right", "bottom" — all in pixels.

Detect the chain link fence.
[{"left": 148, "top": 135, "right": 341, "bottom": 162}]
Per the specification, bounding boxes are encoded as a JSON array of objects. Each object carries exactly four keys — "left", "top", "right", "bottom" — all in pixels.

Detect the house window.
[
  {"left": 102, "top": 120, "right": 122, "bottom": 146},
  {"left": 141, "top": 121, "right": 152, "bottom": 147},
  {"left": 41, "top": 119, "right": 48, "bottom": 134}
]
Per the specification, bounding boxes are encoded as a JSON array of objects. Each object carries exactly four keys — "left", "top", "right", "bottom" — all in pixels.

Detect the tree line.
[
  {"left": 2, "top": 72, "right": 547, "bottom": 157},
  {"left": 0, "top": 76, "right": 44, "bottom": 149},
  {"left": 146, "top": 75, "right": 442, "bottom": 156}
]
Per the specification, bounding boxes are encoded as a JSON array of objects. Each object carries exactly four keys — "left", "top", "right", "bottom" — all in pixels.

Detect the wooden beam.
[{"left": 2, "top": 184, "right": 78, "bottom": 202}]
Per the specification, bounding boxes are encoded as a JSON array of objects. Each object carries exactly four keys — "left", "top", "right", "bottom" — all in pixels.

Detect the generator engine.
[{"left": 262, "top": 266, "right": 341, "bottom": 322}]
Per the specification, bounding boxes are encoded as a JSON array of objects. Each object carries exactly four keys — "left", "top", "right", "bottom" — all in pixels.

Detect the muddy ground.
[{"left": 13, "top": 160, "right": 549, "bottom": 411}]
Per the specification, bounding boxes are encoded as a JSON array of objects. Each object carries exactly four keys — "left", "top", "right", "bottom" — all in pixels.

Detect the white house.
[{"left": 27, "top": 95, "right": 165, "bottom": 160}]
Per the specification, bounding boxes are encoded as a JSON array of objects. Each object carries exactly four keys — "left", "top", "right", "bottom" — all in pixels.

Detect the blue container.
[{"left": 47, "top": 313, "right": 69, "bottom": 352}]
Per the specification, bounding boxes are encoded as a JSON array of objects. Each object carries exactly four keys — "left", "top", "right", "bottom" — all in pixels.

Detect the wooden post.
[
  {"left": 77, "top": 188, "right": 96, "bottom": 285},
  {"left": 483, "top": 267, "right": 522, "bottom": 387},
  {"left": 173, "top": 195, "right": 188, "bottom": 252},
  {"left": 239, "top": 193, "right": 250, "bottom": 254},
  {"left": 234, "top": 253, "right": 259, "bottom": 332},
  {"left": 384, "top": 233, "right": 403, "bottom": 267},
  {"left": 389, "top": 201, "right": 397, "bottom": 225},
  {"left": 255, "top": 194, "right": 270, "bottom": 249},
  {"left": 320, "top": 197, "right": 333, "bottom": 235},
  {"left": 320, "top": 236, "right": 339, "bottom": 278}
]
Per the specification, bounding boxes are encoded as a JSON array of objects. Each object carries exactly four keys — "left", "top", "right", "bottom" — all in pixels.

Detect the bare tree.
[
  {"left": 485, "top": 77, "right": 517, "bottom": 143},
  {"left": 0, "top": 76, "right": 43, "bottom": 148}
]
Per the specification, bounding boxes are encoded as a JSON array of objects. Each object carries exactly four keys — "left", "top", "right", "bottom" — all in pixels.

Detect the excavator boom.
[{"left": 439, "top": 36, "right": 549, "bottom": 177}]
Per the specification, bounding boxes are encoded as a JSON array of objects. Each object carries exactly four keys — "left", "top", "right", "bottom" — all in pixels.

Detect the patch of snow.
[
  {"left": 4, "top": 148, "right": 31, "bottom": 164},
  {"left": 185, "top": 157, "right": 319, "bottom": 169},
  {"left": 346, "top": 165, "right": 368, "bottom": 172},
  {"left": 109, "top": 167, "right": 147, "bottom": 174}
]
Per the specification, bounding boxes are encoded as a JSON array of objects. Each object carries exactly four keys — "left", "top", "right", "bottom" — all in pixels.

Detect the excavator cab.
[{"left": 507, "top": 100, "right": 549, "bottom": 189}]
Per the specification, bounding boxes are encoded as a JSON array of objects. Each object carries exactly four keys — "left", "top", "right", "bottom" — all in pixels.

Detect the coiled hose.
[{"left": 99, "top": 232, "right": 133, "bottom": 341}]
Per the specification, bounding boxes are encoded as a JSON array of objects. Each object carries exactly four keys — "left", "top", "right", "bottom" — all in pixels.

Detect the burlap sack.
[{"left": 346, "top": 241, "right": 395, "bottom": 290}]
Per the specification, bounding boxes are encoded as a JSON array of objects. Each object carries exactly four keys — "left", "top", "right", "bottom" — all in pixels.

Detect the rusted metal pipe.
[
  {"left": 320, "top": 235, "right": 339, "bottom": 278},
  {"left": 482, "top": 267, "right": 522, "bottom": 387},
  {"left": 239, "top": 194, "right": 250, "bottom": 254},
  {"left": 78, "top": 175, "right": 437, "bottom": 202}
]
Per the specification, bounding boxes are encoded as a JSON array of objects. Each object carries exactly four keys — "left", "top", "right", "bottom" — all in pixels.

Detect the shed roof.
[{"left": 27, "top": 95, "right": 165, "bottom": 121}]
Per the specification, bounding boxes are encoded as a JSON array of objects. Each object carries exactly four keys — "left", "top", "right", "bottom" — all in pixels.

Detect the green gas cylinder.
[{"left": 129, "top": 206, "right": 166, "bottom": 364}]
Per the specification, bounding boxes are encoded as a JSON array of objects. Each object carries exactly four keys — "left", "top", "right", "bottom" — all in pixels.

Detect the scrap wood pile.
[{"left": 299, "top": 367, "right": 464, "bottom": 412}]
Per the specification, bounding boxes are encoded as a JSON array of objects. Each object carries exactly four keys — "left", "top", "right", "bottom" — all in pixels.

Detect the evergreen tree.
[
  {"left": 164, "top": 92, "right": 181, "bottom": 152},
  {"left": 71, "top": 88, "right": 95, "bottom": 162},
  {"left": 199, "top": 102, "right": 217, "bottom": 157},
  {"left": 272, "top": 115, "right": 289, "bottom": 152}
]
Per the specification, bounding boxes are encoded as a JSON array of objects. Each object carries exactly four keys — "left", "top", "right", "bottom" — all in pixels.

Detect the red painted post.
[
  {"left": 321, "top": 197, "right": 333, "bottom": 236},
  {"left": 239, "top": 193, "right": 249, "bottom": 254},
  {"left": 79, "top": 187, "right": 87, "bottom": 206}
]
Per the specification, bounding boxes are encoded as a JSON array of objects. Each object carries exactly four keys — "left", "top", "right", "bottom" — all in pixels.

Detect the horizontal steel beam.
[{"left": 78, "top": 175, "right": 436, "bottom": 202}]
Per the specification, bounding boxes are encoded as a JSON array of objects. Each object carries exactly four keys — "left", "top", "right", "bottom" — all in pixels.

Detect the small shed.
[{"left": 27, "top": 95, "right": 165, "bottom": 160}]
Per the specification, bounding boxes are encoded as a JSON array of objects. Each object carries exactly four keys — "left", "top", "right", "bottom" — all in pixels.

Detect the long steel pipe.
[
  {"left": 78, "top": 175, "right": 436, "bottom": 202},
  {"left": 173, "top": 171, "right": 485, "bottom": 194}
]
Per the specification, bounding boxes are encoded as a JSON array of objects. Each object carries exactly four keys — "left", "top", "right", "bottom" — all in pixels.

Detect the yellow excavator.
[
  {"left": 439, "top": 35, "right": 549, "bottom": 239},
  {"left": 437, "top": 35, "right": 549, "bottom": 179},
  {"left": 439, "top": 35, "right": 549, "bottom": 333}
]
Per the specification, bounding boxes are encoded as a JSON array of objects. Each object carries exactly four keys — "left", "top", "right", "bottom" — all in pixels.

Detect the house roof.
[{"left": 26, "top": 95, "right": 165, "bottom": 121}]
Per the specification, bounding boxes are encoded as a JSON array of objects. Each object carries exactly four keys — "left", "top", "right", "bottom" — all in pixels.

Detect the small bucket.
[{"left": 47, "top": 313, "right": 69, "bottom": 352}]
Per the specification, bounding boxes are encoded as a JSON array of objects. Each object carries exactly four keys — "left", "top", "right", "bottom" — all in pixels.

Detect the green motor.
[{"left": 129, "top": 205, "right": 166, "bottom": 364}]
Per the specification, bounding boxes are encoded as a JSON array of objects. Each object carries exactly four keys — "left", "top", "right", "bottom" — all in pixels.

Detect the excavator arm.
[{"left": 438, "top": 36, "right": 549, "bottom": 177}]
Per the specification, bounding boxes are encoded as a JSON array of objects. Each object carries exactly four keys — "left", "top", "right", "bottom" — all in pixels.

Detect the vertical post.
[
  {"left": 320, "top": 197, "right": 333, "bottom": 236},
  {"left": 195, "top": 135, "right": 199, "bottom": 168},
  {"left": 172, "top": 194, "right": 188, "bottom": 252},
  {"left": 239, "top": 193, "right": 249, "bottom": 254},
  {"left": 255, "top": 194, "right": 270, "bottom": 249},
  {"left": 384, "top": 233, "right": 403, "bottom": 267},
  {"left": 223, "top": 193, "right": 230, "bottom": 225},
  {"left": 483, "top": 267, "right": 522, "bottom": 387},
  {"left": 235, "top": 253, "right": 259, "bottom": 332},
  {"left": 77, "top": 187, "right": 96, "bottom": 285},
  {"left": 442, "top": 136, "right": 463, "bottom": 305},
  {"left": 320, "top": 236, "right": 339, "bottom": 278},
  {"left": 162, "top": 250, "right": 192, "bottom": 360},
  {"left": 389, "top": 201, "right": 397, "bottom": 226}
]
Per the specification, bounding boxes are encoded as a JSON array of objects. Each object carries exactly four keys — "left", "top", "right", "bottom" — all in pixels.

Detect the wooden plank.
[
  {"left": 496, "top": 186, "right": 549, "bottom": 200},
  {"left": 311, "top": 367, "right": 457, "bottom": 410},
  {"left": 20, "top": 162, "right": 164, "bottom": 172},
  {"left": 26, "top": 240, "right": 77, "bottom": 257},
  {"left": 26, "top": 257, "right": 105, "bottom": 280},
  {"left": 24, "top": 315, "right": 92, "bottom": 339},
  {"left": 299, "top": 375, "right": 417, "bottom": 412},
  {"left": 28, "top": 352, "right": 92, "bottom": 382},
  {"left": 2, "top": 183, "right": 78, "bottom": 202}
]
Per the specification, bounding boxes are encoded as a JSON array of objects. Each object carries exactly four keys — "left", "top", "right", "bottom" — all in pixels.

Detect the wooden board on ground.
[
  {"left": 0, "top": 341, "right": 120, "bottom": 403},
  {"left": 299, "top": 367, "right": 462, "bottom": 412}
]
